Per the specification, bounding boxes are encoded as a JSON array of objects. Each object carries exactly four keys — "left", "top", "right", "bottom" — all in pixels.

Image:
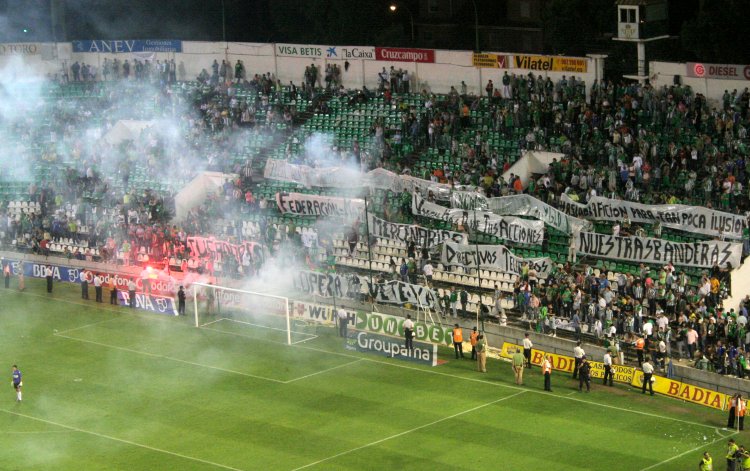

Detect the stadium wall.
[
  {"left": 1, "top": 40, "right": 597, "bottom": 95},
  {"left": 650, "top": 60, "right": 750, "bottom": 105}
]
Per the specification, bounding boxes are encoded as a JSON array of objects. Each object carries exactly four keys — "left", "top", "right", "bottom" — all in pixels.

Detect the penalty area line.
[
  {"left": 54, "top": 333, "right": 287, "bottom": 384},
  {"left": 284, "top": 359, "right": 364, "bottom": 384},
  {"left": 0, "top": 408, "right": 244, "bottom": 471},
  {"left": 291, "top": 390, "right": 526, "bottom": 470}
]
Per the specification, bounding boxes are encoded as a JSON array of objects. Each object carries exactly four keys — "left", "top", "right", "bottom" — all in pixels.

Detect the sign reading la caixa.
[
  {"left": 72, "top": 40, "right": 182, "bottom": 53},
  {"left": 346, "top": 330, "right": 438, "bottom": 366}
]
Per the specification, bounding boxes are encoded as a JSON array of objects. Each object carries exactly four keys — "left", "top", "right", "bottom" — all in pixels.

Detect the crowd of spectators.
[{"left": 3, "top": 59, "right": 750, "bottom": 381}]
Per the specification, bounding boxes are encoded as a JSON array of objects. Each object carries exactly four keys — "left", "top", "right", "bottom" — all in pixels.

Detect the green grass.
[{"left": 0, "top": 278, "right": 744, "bottom": 470}]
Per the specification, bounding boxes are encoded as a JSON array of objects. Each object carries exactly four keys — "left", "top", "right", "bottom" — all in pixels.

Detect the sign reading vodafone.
[
  {"left": 375, "top": 47, "right": 435, "bottom": 63},
  {"left": 687, "top": 62, "right": 750, "bottom": 80}
]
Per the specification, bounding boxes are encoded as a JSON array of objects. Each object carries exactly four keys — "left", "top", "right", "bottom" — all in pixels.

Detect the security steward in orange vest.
[
  {"left": 452, "top": 324, "right": 465, "bottom": 359},
  {"left": 728, "top": 393, "right": 746, "bottom": 430},
  {"left": 469, "top": 327, "right": 479, "bottom": 360},
  {"left": 542, "top": 354, "right": 552, "bottom": 391},
  {"left": 634, "top": 337, "right": 645, "bottom": 367}
]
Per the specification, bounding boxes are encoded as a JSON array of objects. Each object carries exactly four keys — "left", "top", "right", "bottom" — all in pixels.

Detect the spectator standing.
[
  {"left": 603, "top": 351, "right": 614, "bottom": 386},
  {"left": 404, "top": 315, "right": 414, "bottom": 351},
  {"left": 470, "top": 327, "right": 479, "bottom": 360},
  {"left": 45, "top": 265, "right": 53, "bottom": 293},
  {"left": 641, "top": 360, "right": 654, "bottom": 396},
  {"left": 476, "top": 334, "right": 487, "bottom": 373},
  {"left": 573, "top": 341, "right": 585, "bottom": 379},
  {"left": 512, "top": 348, "right": 525, "bottom": 385},
  {"left": 94, "top": 275, "right": 103, "bottom": 303},
  {"left": 522, "top": 333, "right": 533, "bottom": 368},
  {"left": 452, "top": 324, "right": 464, "bottom": 359},
  {"left": 542, "top": 354, "right": 552, "bottom": 391},
  {"left": 578, "top": 356, "right": 591, "bottom": 392}
]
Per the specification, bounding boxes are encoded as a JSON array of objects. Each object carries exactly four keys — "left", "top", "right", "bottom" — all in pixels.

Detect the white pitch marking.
[
  {"left": 54, "top": 333, "right": 286, "bottom": 384},
  {"left": 284, "top": 359, "right": 364, "bottom": 384},
  {"left": 292, "top": 391, "right": 526, "bottom": 470},
  {"left": 638, "top": 430, "right": 739, "bottom": 471},
  {"left": 0, "top": 408, "right": 244, "bottom": 470}
]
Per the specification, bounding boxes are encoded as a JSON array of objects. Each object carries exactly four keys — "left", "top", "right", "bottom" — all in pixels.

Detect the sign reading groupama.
[{"left": 346, "top": 330, "right": 437, "bottom": 366}]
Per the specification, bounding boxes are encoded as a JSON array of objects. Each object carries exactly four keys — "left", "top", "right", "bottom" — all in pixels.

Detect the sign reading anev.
[
  {"left": 72, "top": 40, "right": 183, "bottom": 53},
  {"left": 574, "top": 232, "right": 742, "bottom": 268}
]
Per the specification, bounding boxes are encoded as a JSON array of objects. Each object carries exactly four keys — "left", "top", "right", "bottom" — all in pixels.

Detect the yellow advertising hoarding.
[
  {"left": 472, "top": 53, "right": 508, "bottom": 68},
  {"left": 499, "top": 343, "right": 729, "bottom": 410},
  {"left": 513, "top": 55, "right": 588, "bottom": 73},
  {"left": 630, "top": 374, "right": 730, "bottom": 411}
]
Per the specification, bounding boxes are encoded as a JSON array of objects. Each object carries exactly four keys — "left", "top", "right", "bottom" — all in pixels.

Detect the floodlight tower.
[{"left": 613, "top": 0, "right": 670, "bottom": 83}]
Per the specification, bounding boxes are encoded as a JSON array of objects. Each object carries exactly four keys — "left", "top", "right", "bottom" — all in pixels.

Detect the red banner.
[{"left": 375, "top": 47, "right": 435, "bottom": 63}]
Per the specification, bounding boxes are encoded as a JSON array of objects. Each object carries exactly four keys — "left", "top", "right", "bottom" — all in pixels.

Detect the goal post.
[{"left": 191, "top": 282, "right": 293, "bottom": 345}]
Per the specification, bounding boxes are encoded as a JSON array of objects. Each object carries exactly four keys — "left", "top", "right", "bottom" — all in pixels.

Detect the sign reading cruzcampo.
[
  {"left": 375, "top": 47, "right": 435, "bottom": 63},
  {"left": 513, "top": 55, "right": 587, "bottom": 73},
  {"left": 72, "top": 40, "right": 183, "bottom": 53},
  {"left": 346, "top": 330, "right": 438, "bottom": 366}
]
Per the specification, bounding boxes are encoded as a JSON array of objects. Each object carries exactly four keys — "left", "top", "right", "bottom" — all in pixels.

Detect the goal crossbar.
[{"left": 191, "top": 282, "right": 292, "bottom": 345}]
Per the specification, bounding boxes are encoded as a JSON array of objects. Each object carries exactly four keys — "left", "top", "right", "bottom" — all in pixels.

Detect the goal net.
[{"left": 192, "top": 283, "right": 316, "bottom": 345}]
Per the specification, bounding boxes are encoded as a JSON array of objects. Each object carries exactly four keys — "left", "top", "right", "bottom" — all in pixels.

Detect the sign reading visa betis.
[
  {"left": 513, "top": 55, "right": 588, "bottom": 73},
  {"left": 276, "top": 43, "right": 375, "bottom": 59}
]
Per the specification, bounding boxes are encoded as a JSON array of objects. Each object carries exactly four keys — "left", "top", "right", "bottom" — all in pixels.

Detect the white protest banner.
[
  {"left": 292, "top": 270, "right": 439, "bottom": 309},
  {"left": 560, "top": 194, "right": 746, "bottom": 240},
  {"left": 441, "top": 241, "right": 553, "bottom": 277},
  {"left": 364, "top": 167, "right": 452, "bottom": 201},
  {"left": 186, "top": 237, "right": 266, "bottom": 264},
  {"left": 574, "top": 232, "right": 742, "bottom": 268},
  {"left": 451, "top": 190, "right": 489, "bottom": 210},
  {"left": 264, "top": 159, "right": 362, "bottom": 188},
  {"left": 487, "top": 194, "right": 591, "bottom": 234},
  {"left": 368, "top": 214, "right": 467, "bottom": 247},
  {"left": 413, "top": 194, "right": 544, "bottom": 245},
  {"left": 276, "top": 192, "right": 364, "bottom": 218},
  {"left": 369, "top": 281, "right": 439, "bottom": 309}
]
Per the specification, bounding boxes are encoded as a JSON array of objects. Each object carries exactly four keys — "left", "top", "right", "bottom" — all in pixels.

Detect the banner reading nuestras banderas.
[{"left": 574, "top": 231, "right": 742, "bottom": 268}]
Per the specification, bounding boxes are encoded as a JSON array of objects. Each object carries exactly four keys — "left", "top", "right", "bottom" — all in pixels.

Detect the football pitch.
[{"left": 0, "top": 279, "right": 743, "bottom": 470}]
